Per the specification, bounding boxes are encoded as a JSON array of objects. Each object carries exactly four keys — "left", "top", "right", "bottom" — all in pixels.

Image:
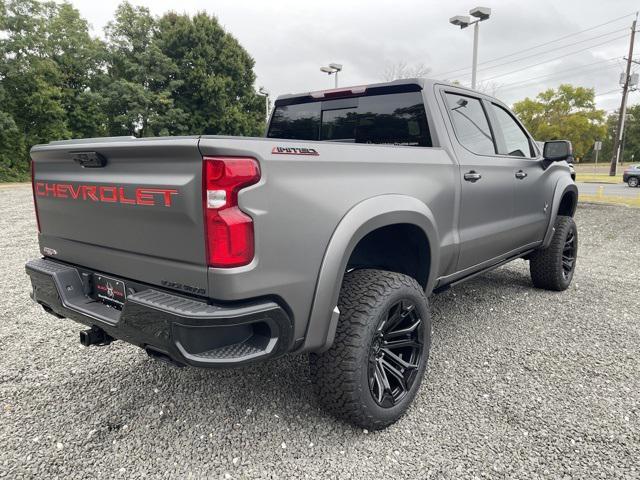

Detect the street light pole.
[
  {"left": 472, "top": 21, "right": 480, "bottom": 89},
  {"left": 258, "top": 87, "right": 270, "bottom": 123},
  {"left": 450, "top": 7, "right": 491, "bottom": 90},
  {"left": 320, "top": 63, "right": 343, "bottom": 88}
]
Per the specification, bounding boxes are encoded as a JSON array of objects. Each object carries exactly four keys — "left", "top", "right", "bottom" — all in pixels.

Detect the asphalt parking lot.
[
  {"left": 1, "top": 185, "right": 639, "bottom": 479},
  {"left": 577, "top": 182, "right": 640, "bottom": 198}
]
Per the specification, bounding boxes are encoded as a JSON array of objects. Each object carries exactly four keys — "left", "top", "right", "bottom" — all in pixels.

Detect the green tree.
[
  {"left": 103, "top": 2, "right": 186, "bottom": 137},
  {"left": 600, "top": 105, "right": 640, "bottom": 165},
  {"left": 0, "top": 0, "right": 107, "bottom": 179},
  {"left": 47, "top": 3, "right": 109, "bottom": 138},
  {"left": 156, "top": 11, "right": 265, "bottom": 136},
  {"left": 512, "top": 84, "right": 607, "bottom": 160},
  {"left": 0, "top": 0, "right": 265, "bottom": 181},
  {"left": 0, "top": 85, "right": 27, "bottom": 180}
]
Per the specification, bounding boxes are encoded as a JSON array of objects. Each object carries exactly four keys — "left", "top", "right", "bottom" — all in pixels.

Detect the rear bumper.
[{"left": 25, "top": 258, "right": 292, "bottom": 367}]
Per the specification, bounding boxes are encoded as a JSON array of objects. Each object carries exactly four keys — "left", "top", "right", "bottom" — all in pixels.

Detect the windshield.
[{"left": 267, "top": 90, "right": 432, "bottom": 147}]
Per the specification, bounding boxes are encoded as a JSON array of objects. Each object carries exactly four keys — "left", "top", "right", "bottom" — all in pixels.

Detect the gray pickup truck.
[{"left": 26, "top": 79, "right": 578, "bottom": 430}]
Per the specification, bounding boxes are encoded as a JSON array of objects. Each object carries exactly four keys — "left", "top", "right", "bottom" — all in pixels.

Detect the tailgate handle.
[{"left": 72, "top": 151, "right": 107, "bottom": 168}]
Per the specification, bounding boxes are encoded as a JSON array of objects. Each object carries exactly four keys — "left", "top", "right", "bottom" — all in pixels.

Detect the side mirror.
[{"left": 543, "top": 140, "right": 573, "bottom": 162}]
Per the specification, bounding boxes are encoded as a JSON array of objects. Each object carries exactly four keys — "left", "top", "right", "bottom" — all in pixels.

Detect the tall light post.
[
  {"left": 258, "top": 87, "right": 270, "bottom": 123},
  {"left": 320, "top": 63, "right": 343, "bottom": 88},
  {"left": 449, "top": 7, "right": 491, "bottom": 89}
]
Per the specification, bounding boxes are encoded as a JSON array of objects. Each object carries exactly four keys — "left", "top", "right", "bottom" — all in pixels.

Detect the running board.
[{"left": 434, "top": 249, "right": 535, "bottom": 293}]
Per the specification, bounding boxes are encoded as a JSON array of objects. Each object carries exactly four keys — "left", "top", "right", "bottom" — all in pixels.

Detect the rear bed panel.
[{"left": 31, "top": 137, "right": 209, "bottom": 296}]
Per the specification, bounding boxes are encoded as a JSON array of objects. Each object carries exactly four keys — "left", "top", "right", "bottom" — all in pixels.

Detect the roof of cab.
[{"left": 274, "top": 78, "right": 481, "bottom": 102}]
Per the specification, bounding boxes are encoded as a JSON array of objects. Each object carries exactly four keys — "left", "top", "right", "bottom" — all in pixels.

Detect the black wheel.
[
  {"left": 309, "top": 269, "right": 431, "bottom": 430},
  {"left": 628, "top": 177, "right": 639, "bottom": 188},
  {"left": 529, "top": 215, "right": 577, "bottom": 291}
]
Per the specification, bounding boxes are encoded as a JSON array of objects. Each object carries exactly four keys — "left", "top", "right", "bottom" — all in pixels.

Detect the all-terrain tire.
[
  {"left": 529, "top": 215, "right": 577, "bottom": 291},
  {"left": 309, "top": 269, "right": 431, "bottom": 430}
]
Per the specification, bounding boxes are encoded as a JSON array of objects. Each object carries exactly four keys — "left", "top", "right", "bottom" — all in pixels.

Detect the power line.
[
  {"left": 498, "top": 57, "right": 618, "bottom": 87},
  {"left": 480, "top": 34, "right": 630, "bottom": 82},
  {"left": 434, "top": 11, "right": 637, "bottom": 77},
  {"left": 595, "top": 88, "right": 621, "bottom": 97},
  {"left": 455, "top": 27, "right": 628, "bottom": 78},
  {"left": 498, "top": 59, "right": 621, "bottom": 92}
]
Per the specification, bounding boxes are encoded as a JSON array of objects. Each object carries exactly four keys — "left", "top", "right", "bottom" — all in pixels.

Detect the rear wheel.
[
  {"left": 628, "top": 177, "right": 639, "bottom": 188},
  {"left": 310, "top": 269, "right": 431, "bottom": 430},
  {"left": 529, "top": 215, "right": 577, "bottom": 291}
]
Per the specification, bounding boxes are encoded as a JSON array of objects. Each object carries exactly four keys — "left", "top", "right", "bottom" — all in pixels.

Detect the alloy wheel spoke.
[
  {"left": 383, "top": 337, "right": 421, "bottom": 350},
  {"left": 381, "top": 347, "right": 418, "bottom": 370},
  {"left": 384, "top": 302, "right": 407, "bottom": 333},
  {"left": 380, "top": 358, "right": 407, "bottom": 392},
  {"left": 384, "top": 318, "right": 421, "bottom": 339},
  {"left": 372, "top": 363, "right": 386, "bottom": 403},
  {"left": 561, "top": 230, "right": 576, "bottom": 275},
  {"left": 376, "top": 359, "right": 391, "bottom": 390}
]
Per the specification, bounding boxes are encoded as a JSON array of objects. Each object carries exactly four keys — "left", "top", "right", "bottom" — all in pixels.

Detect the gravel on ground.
[{"left": 1, "top": 185, "right": 639, "bottom": 479}]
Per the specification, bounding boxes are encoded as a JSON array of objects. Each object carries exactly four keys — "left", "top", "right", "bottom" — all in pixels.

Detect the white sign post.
[{"left": 594, "top": 141, "right": 602, "bottom": 172}]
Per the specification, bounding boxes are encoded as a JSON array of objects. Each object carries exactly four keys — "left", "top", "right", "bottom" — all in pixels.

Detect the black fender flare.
[
  {"left": 301, "top": 194, "right": 439, "bottom": 352},
  {"left": 542, "top": 179, "right": 578, "bottom": 248}
]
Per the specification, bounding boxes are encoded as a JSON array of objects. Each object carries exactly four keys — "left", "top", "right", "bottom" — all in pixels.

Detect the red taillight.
[
  {"left": 31, "top": 160, "right": 41, "bottom": 233},
  {"left": 203, "top": 156, "right": 260, "bottom": 267}
]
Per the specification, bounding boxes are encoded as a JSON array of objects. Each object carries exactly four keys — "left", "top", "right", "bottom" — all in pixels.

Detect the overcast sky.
[{"left": 69, "top": 0, "right": 639, "bottom": 112}]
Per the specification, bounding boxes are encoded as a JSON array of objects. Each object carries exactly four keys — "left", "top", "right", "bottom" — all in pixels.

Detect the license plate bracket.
[{"left": 94, "top": 274, "right": 126, "bottom": 309}]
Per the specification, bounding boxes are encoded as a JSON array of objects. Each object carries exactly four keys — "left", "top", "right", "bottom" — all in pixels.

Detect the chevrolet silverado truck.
[{"left": 26, "top": 79, "right": 578, "bottom": 430}]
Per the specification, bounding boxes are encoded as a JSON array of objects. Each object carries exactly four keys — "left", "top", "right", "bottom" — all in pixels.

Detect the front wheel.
[
  {"left": 529, "top": 215, "right": 577, "bottom": 291},
  {"left": 310, "top": 269, "right": 431, "bottom": 430},
  {"left": 628, "top": 177, "right": 639, "bottom": 188}
]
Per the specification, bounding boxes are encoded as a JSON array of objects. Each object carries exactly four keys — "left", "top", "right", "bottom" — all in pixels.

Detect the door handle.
[
  {"left": 464, "top": 171, "right": 482, "bottom": 182},
  {"left": 515, "top": 170, "right": 528, "bottom": 179}
]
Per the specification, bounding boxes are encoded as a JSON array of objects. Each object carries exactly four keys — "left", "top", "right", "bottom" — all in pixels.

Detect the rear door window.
[
  {"left": 268, "top": 91, "right": 431, "bottom": 147},
  {"left": 444, "top": 93, "right": 496, "bottom": 155}
]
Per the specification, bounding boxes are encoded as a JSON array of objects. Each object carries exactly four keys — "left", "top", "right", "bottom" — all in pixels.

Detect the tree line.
[
  {"left": 1, "top": 1, "right": 636, "bottom": 182},
  {"left": 0, "top": 0, "right": 265, "bottom": 181},
  {"left": 512, "top": 84, "right": 638, "bottom": 165}
]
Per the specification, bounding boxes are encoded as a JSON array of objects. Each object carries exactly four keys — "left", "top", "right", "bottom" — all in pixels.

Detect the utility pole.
[{"left": 609, "top": 13, "right": 637, "bottom": 176}]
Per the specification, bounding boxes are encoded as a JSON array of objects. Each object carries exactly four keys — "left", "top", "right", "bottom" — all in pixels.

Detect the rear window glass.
[
  {"left": 266, "top": 103, "right": 320, "bottom": 140},
  {"left": 267, "top": 91, "right": 431, "bottom": 147}
]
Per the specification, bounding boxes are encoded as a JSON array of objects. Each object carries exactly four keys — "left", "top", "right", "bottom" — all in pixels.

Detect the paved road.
[
  {"left": 1, "top": 185, "right": 639, "bottom": 479},
  {"left": 577, "top": 181, "right": 640, "bottom": 198}
]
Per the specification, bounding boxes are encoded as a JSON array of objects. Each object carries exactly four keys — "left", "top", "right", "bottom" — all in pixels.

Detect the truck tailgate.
[{"left": 30, "top": 137, "right": 209, "bottom": 296}]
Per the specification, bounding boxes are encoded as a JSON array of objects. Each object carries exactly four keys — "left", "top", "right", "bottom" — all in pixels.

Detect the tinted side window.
[
  {"left": 490, "top": 104, "right": 533, "bottom": 157},
  {"left": 267, "top": 103, "right": 321, "bottom": 140},
  {"left": 444, "top": 93, "right": 495, "bottom": 155}
]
